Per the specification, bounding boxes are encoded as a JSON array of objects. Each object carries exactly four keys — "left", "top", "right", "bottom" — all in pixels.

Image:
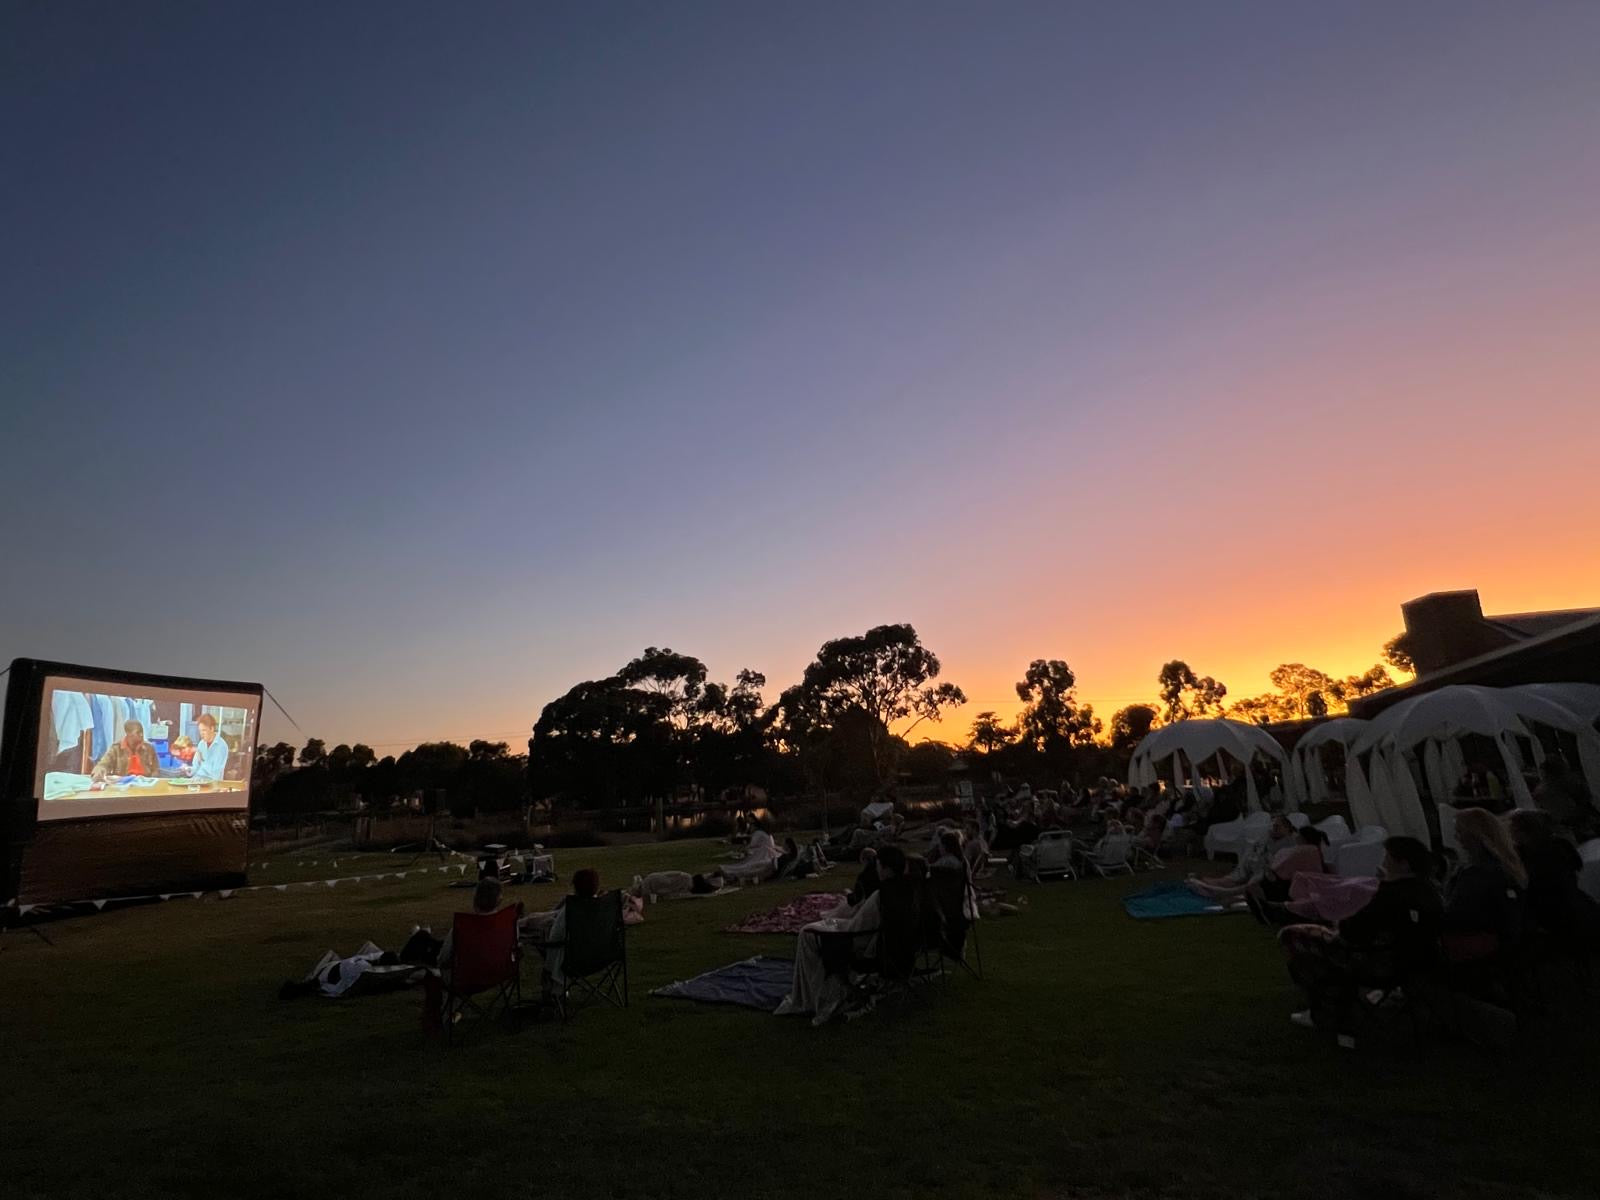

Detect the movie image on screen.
[{"left": 35, "top": 675, "right": 260, "bottom": 822}]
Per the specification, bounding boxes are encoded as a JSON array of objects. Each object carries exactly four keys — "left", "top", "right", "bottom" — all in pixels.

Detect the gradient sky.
[{"left": 5, "top": 2, "right": 1600, "bottom": 753}]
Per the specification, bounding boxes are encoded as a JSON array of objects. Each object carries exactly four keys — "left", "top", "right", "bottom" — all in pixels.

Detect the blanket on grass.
[
  {"left": 1122, "top": 881, "right": 1246, "bottom": 920},
  {"left": 651, "top": 955, "right": 794, "bottom": 1012},
  {"left": 724, "top": 892, "right": 847, "bottom": 934}
]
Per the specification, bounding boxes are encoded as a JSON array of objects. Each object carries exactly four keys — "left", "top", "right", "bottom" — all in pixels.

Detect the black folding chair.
[
  {"left": 927, "top": 865, "right": 983, "bottom": 980},
  {"left": 544, "top": 891, "right": 628, "bottom": 1019}
]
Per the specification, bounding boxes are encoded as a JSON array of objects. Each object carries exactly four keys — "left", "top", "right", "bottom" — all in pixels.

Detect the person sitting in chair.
[
  {"left": 1245, "top": 826, "right": 1330, "bottom": 923},
  {"left": 1441, "top": 807, "right": 1526, "bottom": 964},
  {"left": 930, "top": 829, "right": 966, "bottom": 873},
  {"left": 527, "top": 868, "right": 603, "bottom": 996},
  {"left": 846, "top": 847, "right": 880, "bottom": 910},
  {"left": 1280, "top": 836, "right": 1442, "bottom": 1046},
  {"left": 1506, "top": 810, "right": 1600, "bottom": 949},
  {"left": 437, "top": 878, "right": 505, "bottom": 971},
  {"left": 777, "top": 847, "right": 906, "bottom": 1025}
]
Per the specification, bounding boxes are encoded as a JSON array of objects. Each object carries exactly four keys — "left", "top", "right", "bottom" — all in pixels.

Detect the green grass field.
[{"left": 3, "top": 837, "right": 1595, "bottom": 1200}]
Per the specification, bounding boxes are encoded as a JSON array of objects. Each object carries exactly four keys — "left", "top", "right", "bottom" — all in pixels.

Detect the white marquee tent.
[
  {"left": 1285, "top": 718, "right": 1380, "bottom": 826},
  {"left": 1128, "top": 718, "right": 1289, "bottom": 812}
]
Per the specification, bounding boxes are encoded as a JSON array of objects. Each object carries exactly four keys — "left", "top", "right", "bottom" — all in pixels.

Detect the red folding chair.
[{"left": 438, "top": 904, "right": 522, "bottom": 1042}]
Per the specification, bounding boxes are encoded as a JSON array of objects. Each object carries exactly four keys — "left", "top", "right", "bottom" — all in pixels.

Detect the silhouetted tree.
[
  {"left": 1014, "top": 659, "right": 1101, "bottom": 750},
  {"left": 1382, "top": 634, "right": 1416, "bottom": 676},
  {"left": 791, "top": 623, "right": 965, "bottom": 785},
  {"left": 1157, "top": 661, "right": 1228, "bottom": 722},
  {"left": 1108, "top": 704, "right": 1158, "bottom": 753},
  {"left": 968, "top": 711, "right": 1014, "bottom": 756}
]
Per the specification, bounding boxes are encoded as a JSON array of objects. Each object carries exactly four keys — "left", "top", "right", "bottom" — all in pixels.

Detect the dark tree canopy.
[
  {"left": 967, "top": 710, "right": 1014, "bottom": 756},
  {"left": 1108, "top": 704, "right": 1158, "bottom": 752},
  {"left": 1014, "top": 659, "right": 1100, "bottom": 750},
  {"left": 792, "top": 623, "right": 965, "bottom": 784},
  {"left": 1157, "top": 661, "right": 1228, "bottom": 722},
  {"left": 1383, "top": 633, "right": 1416, "bottom": 676}
]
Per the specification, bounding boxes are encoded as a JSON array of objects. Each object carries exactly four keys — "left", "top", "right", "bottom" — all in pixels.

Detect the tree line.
[{"left": 251, "top": 623, "right": 1417, "bottom": 817}]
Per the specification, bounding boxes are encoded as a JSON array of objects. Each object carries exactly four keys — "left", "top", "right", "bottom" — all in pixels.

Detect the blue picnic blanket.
[
  {"left": 1122, "top": 881, "right": 1243, "bottom": 920},
  {"left": 651, "top": 954, "right": 794, "bottom": 1012}
]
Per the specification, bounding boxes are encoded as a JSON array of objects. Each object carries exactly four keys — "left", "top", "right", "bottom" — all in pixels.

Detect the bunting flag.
[{"left": 8, "top": 856, "right": 476, "bottom": 922}]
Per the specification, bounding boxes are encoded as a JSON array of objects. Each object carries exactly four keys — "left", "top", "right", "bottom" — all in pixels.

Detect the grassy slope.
[{"left": 2, "top": 837, "right": 1594, "bottom": 1200}]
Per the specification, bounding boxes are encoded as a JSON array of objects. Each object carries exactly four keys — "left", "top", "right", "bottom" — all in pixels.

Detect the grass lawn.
[{"left": 2, "top": 836, "right": 1595, "bottom": 1200}]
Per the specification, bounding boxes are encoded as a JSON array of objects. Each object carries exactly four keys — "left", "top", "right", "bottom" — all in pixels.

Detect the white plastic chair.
[
  {"left": 1077, "top": 831, "right": 1134, "bottom": 877},
  {"left": 1018, "top": 830, "right": 1076, "bottom": 881},
  {"left": 1333, "top": 828, "right": 1387, "bottom": 878},
  {"left": 1576, "top": 839, "right": 1600, "bottom": 904},
  {"left": 1203, "top": 811, "right": 1271, "bottom": 860},
  {"left": 1286, "top": 813, "right": 1311, "bottom": 830},
  {"left": 1313, "top": 815, "right": 1352, "bottom": 854}
]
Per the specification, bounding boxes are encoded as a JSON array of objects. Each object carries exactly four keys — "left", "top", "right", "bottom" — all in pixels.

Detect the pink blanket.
[
  {"left": 1287, "top": 872, "right": 1379, "bottom": 923},
  {"left": 725, "top": 892, "right": 847, "bottom": 934}
]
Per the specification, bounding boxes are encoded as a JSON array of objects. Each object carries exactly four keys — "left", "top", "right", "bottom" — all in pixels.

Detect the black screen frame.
[{"left": 2, "top": 658, "right": 265, "bottom": 907}]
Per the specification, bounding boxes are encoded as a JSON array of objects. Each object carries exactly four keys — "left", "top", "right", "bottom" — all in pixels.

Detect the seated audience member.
[
  {"left": 1246, "top": 827, "right": 1330, "bottom": 924},
  {"left": 847, "top": 848, "right": 880, "bottom": 909},
  {"left": 961, "top": 825, "right": 992, "bottom": 878},
  {"left": 1441, "top": 807, "right": 1526, "bottom": 963},
  {"left": 91, "top": 720, "right": 161, "bottom": 781},
  {"left": 778, "top": 847, "right": 906, "bottom": 1024},
  {"left": 1532, "top": 759, "right": 1595, "bottom": 838},
  {"left": 931, "top": 829, "right": 966, "bottom": 872},
  {"left": 1280, "top": 835, "right": 1442, "bottom": 1041},
  {"left": 428, "top": 879, "right": 515, "bottom": 1027},
  {"left": 690, "top": 871, "right": 725, "bottom": 895},
  {"left": 1137, "top": 810, "right": 1168, "bottom": 855},
  {"left": 1186, "top": 816, "right": 1296, "bottom": 900},
  {"left": 775, "top": 836, "right": 801, "bottom": 879},
  {"left": 1505, "top": 810, "right": 1600, "bottom": 949},
  {"left": 530, "top": 868, "right": 603, "bottom": 993},
  {"left": 1202, "top": 773, "right": 1245, "bottom": 829}
]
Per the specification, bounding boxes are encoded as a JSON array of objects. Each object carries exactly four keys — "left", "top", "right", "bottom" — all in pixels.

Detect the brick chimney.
[{"left": 1400, "top": 589, "right": 1519, "bottom": 676}]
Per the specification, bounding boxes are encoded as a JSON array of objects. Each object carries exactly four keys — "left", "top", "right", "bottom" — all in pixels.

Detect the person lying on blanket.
[
  {"left": 776, "top": 846, "right": 906, "bottom": 1025},
  {"left": 631, "top": 870, "right": 725, "bottom": 900},
  {"left": 720, "top": 822, "right": 784, "bottom": 882}
]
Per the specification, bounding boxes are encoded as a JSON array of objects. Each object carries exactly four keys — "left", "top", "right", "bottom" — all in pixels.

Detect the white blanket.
[{"left": 775, "top": 892, "right": 881, "bottom": 1025}]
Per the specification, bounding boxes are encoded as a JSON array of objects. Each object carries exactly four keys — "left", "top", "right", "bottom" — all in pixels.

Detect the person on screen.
[
  {"left": 91, "top": 720, "right": 160, "bottom": 781},
  {"left": 186, "top": 713, "right": 230, "bottom": 781}
]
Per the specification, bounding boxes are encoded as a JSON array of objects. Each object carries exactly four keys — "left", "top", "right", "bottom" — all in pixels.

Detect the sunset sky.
[{"left": 5, "top": 2, "right": 1599, "bottom": 753}]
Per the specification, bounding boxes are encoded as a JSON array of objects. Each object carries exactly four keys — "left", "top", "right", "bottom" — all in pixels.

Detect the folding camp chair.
[
  {"left": 440, "top": 904, "right": 522, "bottom": 1043},
  {"left": 1017, "top": 830, "right": 1076, "bottom": 881},
  {"left": 1076, "top": 831, "right": 1134, "bottom": 878},
  {"left": 544, "top": 890, "right": 628, "bottom": 1019},
  {"left": 927, "top": 865, "right": 983, "bottom": 980},
  {"left": 815, "top": 877, "right": 929, "bottom": 1015}
]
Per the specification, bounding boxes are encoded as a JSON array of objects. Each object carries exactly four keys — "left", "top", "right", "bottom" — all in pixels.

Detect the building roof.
[
  {"left": 1350, "top": 611, "right": 1600, "bottom": 719},
  {"left": 1484, "top": 608, "right": 1600, "bottom": 640}
]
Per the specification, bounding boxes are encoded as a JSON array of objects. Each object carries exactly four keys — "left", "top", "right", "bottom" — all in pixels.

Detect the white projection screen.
[{"left": 35, "top": 673, "right": 261, "bottom": 821}]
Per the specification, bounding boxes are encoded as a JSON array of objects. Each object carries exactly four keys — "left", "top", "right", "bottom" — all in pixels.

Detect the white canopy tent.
[
  {"left": 1287, "top": 718, "right": 1379, "bottom": 827},
  {"left": 1503, "top": 683, "right": 1600, "bottom": 800},
  {"left": 1355, "top": 683, "right": 1600, "bottom": 812},
  {"left": 1128, "top": 719, "right": 1289, "bottom": 812}
]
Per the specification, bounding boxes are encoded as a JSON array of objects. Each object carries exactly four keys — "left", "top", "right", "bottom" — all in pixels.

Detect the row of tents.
[{"left": 1127, "top": 683, "right": 1600, "bottom": 842}]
